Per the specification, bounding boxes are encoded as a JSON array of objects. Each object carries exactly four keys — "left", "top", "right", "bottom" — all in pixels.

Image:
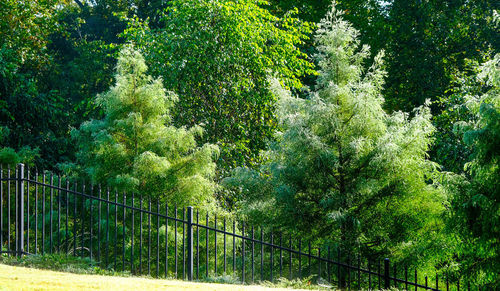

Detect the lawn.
[{"left": 0, "top": 264, "right": 305, "bottom": 291}]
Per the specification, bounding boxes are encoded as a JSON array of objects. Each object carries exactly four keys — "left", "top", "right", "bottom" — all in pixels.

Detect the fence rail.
[{"left": 0, "top": 164, "right": 472, "bottom": 290}]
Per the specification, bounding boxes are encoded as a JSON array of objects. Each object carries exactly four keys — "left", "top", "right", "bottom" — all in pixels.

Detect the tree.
[
  {"left": 446, "top": 53, "right": 500, "bottom": 287},
  {"left": 124, "top": 0, "right": 315, "bottom": 173},
  {"left": 384, "top": 0, "right": 500, "bottom": 112},
  {"left": 225, "top": 4, "right": 445, "bottom": 266},
  {"left": 0, "top": 126, "right": 39, "bottom": 167},
  {"left": 66, "top": 47, "right": 219, "bottom": 207},
  {"left": 0, "top": 0, "right": 73, "bottom": 170}
]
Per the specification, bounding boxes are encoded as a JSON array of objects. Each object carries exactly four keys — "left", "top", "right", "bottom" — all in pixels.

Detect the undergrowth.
[{"left": 0, "top": 254, "right": 129, "bottom": 276}]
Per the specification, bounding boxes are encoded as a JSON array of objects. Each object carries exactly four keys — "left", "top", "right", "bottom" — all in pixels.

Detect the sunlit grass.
[{"left": 0, "top": 263, "right": 311, "bottom": 291}]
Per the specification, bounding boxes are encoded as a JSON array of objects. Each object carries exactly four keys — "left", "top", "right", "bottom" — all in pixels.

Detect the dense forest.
[{"left": 1, "top": 0, "right": 498, "bottom": 288}]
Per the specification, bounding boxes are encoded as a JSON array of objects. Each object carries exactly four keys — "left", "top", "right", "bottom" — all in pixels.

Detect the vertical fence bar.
[
  {"left": 0, "top": 166, "right": 2, "bottom": 253},
  {"left": 319, "top": 248, "right": 322, "bottom": 279},
  {"left": 187, "top": 206, "right": 193, "bottom": 281},
  {"left": 415, "top": 268, "right": 418, "bottom": 291},
  {"left": 97, "top": 186, "right": 101, "bottom": 262},
  {"left": 7, "top": 167, "right": 11, "bottom": 256},
  {"left": 214, "top": 215, "right": 217, "bottom": 276},
  {"left": 384, "top": 258, "right": 390, "bottom": 289},
  {"left": 175, "top": 206, "right": 178, "bottom": 278},
  {"left": 14, "top": 166, "right": 17, "bottom": 256},
  {"left": 64, "top": 180, "right": 68, "bottom": 256},
  {"left": 73, "top": 182, "right": 77, "bottom": 256},
  {"left": 55, "top": 176, "right": 60, "bottom": 254},
  {"left": 122, "top": 193, "right": 126, "bottom": 272},
  {"left": 122, "top": 193, "right": 127, "bottom": 271},
  {"left": 233, "top": 220, "right": 236, "bottom": 274},
  {"left": 139, "top": 197, "right": 143, "bottom": 274},
  {"left": 368, "top": 260, "right": 372, "bottom": 289},
  {"left": 49, "top": 174, "right": 53, "bottom": 254},
  {"left": 26, "top": 168, "right": 30, "bottom": 254},
  {"left": 7, "top": 166, "right": 11, "bottom": 256},
  {"left": 167, "top": 204, "right": 171, "bottom": 277},
  {"left": 378, "top": 260, "right": 381, "bottom": 289},
  {"left": 299, "top": 239, "right": 302, "bottom": 279},
  {"left": 131, "top": 193, "right": 135, "bottom": 273},
  {"left": 327, "top": 246, "right": 331, "bottom": 283},
  {"left": 224, "top": 218, "right": 227, "bottom": 273},
  {"left": 34, "top": 172, "right": 38, "bottom": 254},
  {"left": 139, "top": 196, "right": 143, "bottom": 274},
  {"left": 394, "top": 263, "right": 397, "bottom": 288},
  {"left": 241, "top": 221, "right": 245, "bottom": 284},
  {"left": 348, "top": 255, "right": 351, "bottom": 290},
  {"left": 270, "top": 232, "right": 274, "bottom": 282},
  {"left": 156, "top": 201, "right": 160, "bottom": 278},
  {"left": 196, "top": 210, "right": 199, "bottom": 279},
  {"left": 106, "top": 189, "right": 110, "bottom": 267},
  {"left": 81, "top": 183, "right": 85, "bottom": 259},
  {"left": 279, "top": 233, "right": 283, "bottom": 278},
  {"left": 89, "top": 185, "right": 93, "bottom": 260},
  {"left": 289, "top": 235, "right": 292, "bottom": 280},
  {"left": 16, "top": 164, "right": 24, "bottom": 257},
  {"left": 405, "top": 266, "right": 408, "bottom": 290},
  {"left": 41, "top": 173, "right": 45, "bottom": 255},
  {"left": 252, "top": 226, "right": 255, "bottom": 283},
  {"left": 308, "top": 242, "right": 311, "bottom": 277},
  {"left": 114, "top": 191, "right": 118, "bottom": 271},
  {"left": 182, "top": 208, "right": 185, "bottom": 279},
  {"left": 436, "top": 273, "right": 439, "bottom": 290},
  {"left": 214, "top": 215, "right": 217, "bottom": 275},
  {"left": 148, "top": 199, "right": 152, "bottom": 276},
  {"left": 358, "top": 256, "right": 361, "bottom": 290},
  {"left": 260, "top": 228, "right": 264, "bottom": 281},
  {"left": 205, "top": 213, "right": 208, "bottom": 278}
]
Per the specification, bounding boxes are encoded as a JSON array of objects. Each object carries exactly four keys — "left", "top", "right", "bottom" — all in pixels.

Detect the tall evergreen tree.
[
  {"left": 66, "top": 47, "right": 219, "bottom": 207},
  {"left": 225, "top": 5, "right": 444, "bottom": 263},
  {"left": 446, "top": 53, "right": 500, "bottom": 287}
]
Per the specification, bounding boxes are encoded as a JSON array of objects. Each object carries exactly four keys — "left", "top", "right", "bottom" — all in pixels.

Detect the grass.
[
  {"left": 0, "top": 254, "right": 315, "bottom": 290},
  {"left": 0, "top": 263, "right": 309, "bottom": 290}
]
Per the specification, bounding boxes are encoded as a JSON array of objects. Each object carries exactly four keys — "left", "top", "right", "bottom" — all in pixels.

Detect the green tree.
[
  {"left": 0, "top": 126, "right": 39, "bottom": 167},
  {"left": 446, "top": 53, "right": 500, "bottom": 287},
  {"left": 124, "top": 0, "right": 315, "bottom": 173},
  {"left": 225, "top": 5, "right": 445, "bottom": 265},
  {"left": 66, "top": 47, "right": 219, "bottom": 207},
  {"left": 0, "top": 0, "right": 74, "bottom": 170},
  {"left": 384, "top": 0, "right": 500, "bottom": 112}
]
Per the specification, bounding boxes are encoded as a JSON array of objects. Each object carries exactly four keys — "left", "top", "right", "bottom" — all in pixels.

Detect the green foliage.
[
  {"left": 384, "top": 0, "right": 499, "bottom": 112},
  {"left": 445, "top": 54, "right": 500, "bottom": 287},
  {"left": 225, "top": 5, "right": 444, "bottom": 264},
  {"left": 0, "top": 126, "right": 39, "bottom": 167},
  {"left": 66, "top": 47, "right": 219, "bottom": 207},
  {"left": 0, "top": 0, "right": 72, "bottom": 169},
  {"left": 261, "top": 276, "right": 325, "bottom": 290},
  {"left": 124, "top": 0, "right": 315, "bottom": 173}
]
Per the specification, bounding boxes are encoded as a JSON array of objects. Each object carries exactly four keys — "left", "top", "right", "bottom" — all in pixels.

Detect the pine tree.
[
  {"left": 225, "top": 4, "right": 444, "bottom": 262},
  {"left": 67, "top": 47, "right": 219, "bottom": 207},
  {"left": 446, "top": 53, "right": 499, "bottom": 286}
]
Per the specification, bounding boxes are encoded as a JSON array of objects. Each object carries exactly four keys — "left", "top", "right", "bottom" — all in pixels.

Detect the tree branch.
[{"left": 74, "top": 0, "right": 85, "bottom": 9}]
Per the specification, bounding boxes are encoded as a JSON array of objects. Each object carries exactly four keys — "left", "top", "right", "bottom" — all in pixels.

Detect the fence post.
[
  {"left": 187, "top": 206, "right": 194, "bottom": 281},
  {"left": 16, "top": 163, "right": 25, "bottom": 257},
  {"left": 384, "top": 258, "right": 390, "bottom": 289}
]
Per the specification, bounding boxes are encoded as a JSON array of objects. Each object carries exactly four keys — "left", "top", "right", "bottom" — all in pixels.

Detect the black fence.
[{"left": 0, "top": 164, "right": 472, "bottom": 290}]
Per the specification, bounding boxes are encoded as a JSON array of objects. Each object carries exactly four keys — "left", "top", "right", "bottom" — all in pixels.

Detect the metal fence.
[{"left": 1, "top": 164, "right": 472, "bottom": 290}]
